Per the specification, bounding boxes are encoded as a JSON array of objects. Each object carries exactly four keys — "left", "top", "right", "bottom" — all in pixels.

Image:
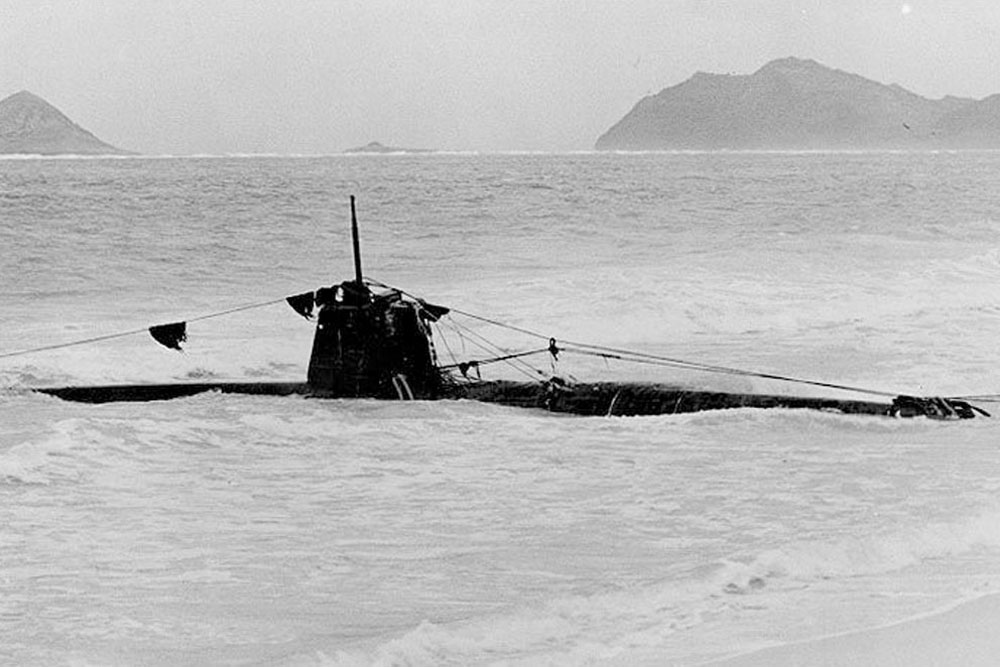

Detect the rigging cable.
[
  {"left": 367, "top": 277, "right": 553, "bottom": 381},
  {"left": 557, "top": 344, "right": 900, "bottom": 398},
  {"left": 366, "top": 277, "right": 905, "bottom": 399},
  {"left": 431, "top": 321, "right": 461, "bottom": 368},
  {"left": 435, "top": 316, "right": 548, "bottom": 383},
  {"left": 0, "top": 296, "right": 293, "bottom": 361},
  {"left": 942, "top": 394, "right": 1000, "bottom": 404},
  {"left": 438, "top": 347, "right": 550, "bottom": 371}
]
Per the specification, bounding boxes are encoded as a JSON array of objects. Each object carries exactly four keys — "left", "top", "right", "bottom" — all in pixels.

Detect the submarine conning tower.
[{"left": 305, "top": 197, "right": 443, "bottom": 399}]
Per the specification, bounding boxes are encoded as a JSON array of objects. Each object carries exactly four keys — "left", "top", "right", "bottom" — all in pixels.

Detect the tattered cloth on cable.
[
  {"left": 286, "top": 291, "right": 315, "bottom": 320},
  {"left": 417, "top": 299, "right": 449, "bottom": 322},
  {"left": 149, "top": 321, "right": 187, "bottom": 351}
]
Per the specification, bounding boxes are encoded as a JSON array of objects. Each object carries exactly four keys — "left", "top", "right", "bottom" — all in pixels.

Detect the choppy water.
[{"left": 3, "top": 152, "right": 1000, "bottom": 666}]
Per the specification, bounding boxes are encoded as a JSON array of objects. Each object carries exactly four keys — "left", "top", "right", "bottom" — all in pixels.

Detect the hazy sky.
[{"left": 3, "top": 0, "right": 999, "bottom": 154}]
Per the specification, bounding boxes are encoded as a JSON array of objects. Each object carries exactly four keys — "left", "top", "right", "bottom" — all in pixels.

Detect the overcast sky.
[{"left": 3, "top": 0, "right": 999, "bottom": 154}]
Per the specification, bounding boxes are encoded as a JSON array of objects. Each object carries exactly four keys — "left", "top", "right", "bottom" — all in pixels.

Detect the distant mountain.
[
  {"left": 345, "top": 141, "right": 434, "bottom": 154},
  {"left": 596, "top": 58, "right": 1000, "bottom": 150},
  {"left": 0, "top": 90, "right": 130, "bottom": 155}
]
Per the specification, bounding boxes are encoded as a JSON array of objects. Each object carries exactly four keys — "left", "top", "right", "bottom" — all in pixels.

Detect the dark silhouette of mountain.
[
  {"left": 0, "top": 90, "right": 130, "bottom": 155},
  {"left": 596, "top": 58, "right": 1000, "bottom": 150},
  {"left": 345, "top": 141, "right": 434, "bottom": 154}
]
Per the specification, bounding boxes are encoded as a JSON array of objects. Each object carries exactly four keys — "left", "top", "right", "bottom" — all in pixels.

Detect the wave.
[
  {"left": 0, "top": 417, "right": 94, "bottom": 485},
  {"left": 712, "top": 506, "right": 1000, "bottom": 591},
  {"left": 309, "top": 505, "right": 1000, "bottom": 666}
]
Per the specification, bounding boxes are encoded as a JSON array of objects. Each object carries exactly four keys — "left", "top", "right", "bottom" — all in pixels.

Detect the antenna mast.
[{"left": 350, "top": 195, "right": 363, "bottom": 286}]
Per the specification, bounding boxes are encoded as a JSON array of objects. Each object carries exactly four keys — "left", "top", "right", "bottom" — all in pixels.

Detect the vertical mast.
[{"left": 350, "top": 195, "right": 363, "bottom": 287}]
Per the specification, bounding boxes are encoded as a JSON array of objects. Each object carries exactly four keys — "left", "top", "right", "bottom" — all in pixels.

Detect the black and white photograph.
[{"left": 3, "top": 1, "right": 1000, "bottom": 665}]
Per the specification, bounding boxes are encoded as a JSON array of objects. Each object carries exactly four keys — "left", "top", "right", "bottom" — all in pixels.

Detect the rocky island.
[
  {"left": 344, "top": 141, "right": 434, "bottom": 154},
  {"left": 596, "top": 57, "right": 1000, "bottom": 150},
  {"left": 0, "top": 90, "right": 131, "bottom": 155}
]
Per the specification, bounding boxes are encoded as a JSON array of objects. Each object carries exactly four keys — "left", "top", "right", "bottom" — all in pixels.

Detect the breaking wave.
[{"left": 309, "top": 506, "right": 1000, "bottom": 666}]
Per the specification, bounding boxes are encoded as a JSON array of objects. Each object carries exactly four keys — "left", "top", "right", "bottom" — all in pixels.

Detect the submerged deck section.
[
  {"left": 37, "top": 382, "right": 310, "bottom": 404},
  {"left": 452, "top": 381, "right": 894, "bottom": 416}
]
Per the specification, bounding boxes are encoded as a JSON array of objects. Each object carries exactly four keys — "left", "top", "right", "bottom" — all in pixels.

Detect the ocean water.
[{"left": 3, "top": 151, "right": 1000, "bottom": 666}]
